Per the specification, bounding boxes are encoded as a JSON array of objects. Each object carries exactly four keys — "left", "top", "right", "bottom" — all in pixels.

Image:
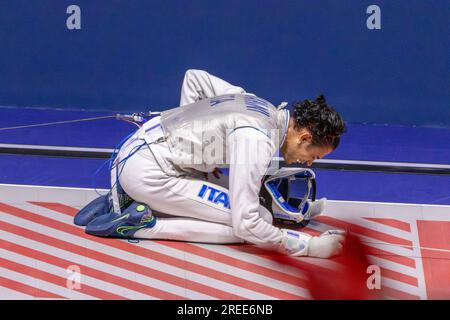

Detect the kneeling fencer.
[{"left": 75, "top": 69, "right": 347, "bottom": 258}]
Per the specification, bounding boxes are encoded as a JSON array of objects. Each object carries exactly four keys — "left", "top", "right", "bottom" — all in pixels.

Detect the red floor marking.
[
  {"left": 379, "top": 267, "right": 418, "bottom": 287},
  {"left": 0, "top": 219, "right": 207, "bottom": 300},
  {"left": 382, "top": 286, "right": 420, "bottom": 300},
  {"left": 0, "top": 257, "right": 126, "bottom": 300},
  {"left": 264, "top": 234, "right": 379, "bottom": 300},
  {"left": 0, "top": 203, "right": 256, "bottom": 300},
  {"left": 35, "top": 201, "right": 418, "bottom": 293},
  {"left": 297, "top": 227, "right": 322, "bottom": 237},
  {"left": 363, "top": 244, "right": 416, "bottom": 268},
  {"left": 0, "top": 276, "right": 65, "bottom": 299},
  {"left": 35, "top": 202, "right": 309, "bottom": 287},
  {"left": 28, "top": 201, "right": 428, "bottom": 299},
  {"left": 34, "top": 202, "right": 310, "bottom": 299},
  {"left": 226, "top": 244, "right": 337, "bottom": 276},
  {"left": 29, "top": 202, "right": 78, "bottom": 216},
  {"left": 417, "top": 220, "right": 450, "bottom": 299},
  {"left": 155, "top": 241, "right": 310, "bottom": 288},
  {"left": 364, "top": 217, "right": 411, "bottom": 232},
  {"left": 315, "top": 216, "right": 414, "bottom": 249},
  {"left": 0, "top": 239, "right": 184, "bottom": 300}
]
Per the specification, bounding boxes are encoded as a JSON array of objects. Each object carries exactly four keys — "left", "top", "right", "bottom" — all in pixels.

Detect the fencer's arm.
[
  {"left": 228, "top": 127, "right": 345, "bottom": 258},
  {"left": 228, "top": 127, "right": 284, "bottom": 248},
  {"left": 180, "top": 69, "right": 248, "bottom": 106}
]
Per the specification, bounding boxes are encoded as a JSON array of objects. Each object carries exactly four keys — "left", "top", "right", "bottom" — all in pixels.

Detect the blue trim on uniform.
[
  {"left": 227, "top": 126, "right": 271, "bottom": 139},
  {"left": 122, "top": 137, "right": 138, "bottom": 149},
  {"left": 145, "top": 123, "right": 161, "bottom": 132},
  {"left": 246, "top": 106, "right": 270, "bottom": 117}
]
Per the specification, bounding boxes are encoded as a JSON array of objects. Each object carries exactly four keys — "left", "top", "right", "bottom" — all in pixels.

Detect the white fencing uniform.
[{"left": 116, "top": 70, "right": 289, "bottom": 249}]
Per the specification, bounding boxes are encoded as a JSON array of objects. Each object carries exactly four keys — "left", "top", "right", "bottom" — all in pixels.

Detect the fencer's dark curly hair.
[{"left": 292, "top": 95, "right": 346, "bottom": 149}]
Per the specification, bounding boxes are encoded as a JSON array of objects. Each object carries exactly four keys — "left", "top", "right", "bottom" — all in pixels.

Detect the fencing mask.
[{"left": 260, "top": 167, "right": 317, "bottom": 227}]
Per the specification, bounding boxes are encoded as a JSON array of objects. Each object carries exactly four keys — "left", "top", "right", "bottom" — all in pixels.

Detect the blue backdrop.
[{"left": 0, "top": 0, "right": 448, "bottom": 126}]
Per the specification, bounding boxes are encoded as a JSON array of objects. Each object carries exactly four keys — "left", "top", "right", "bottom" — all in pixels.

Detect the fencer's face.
[{"left": 281, "top": 119, "right": 334, "bottom": 166}]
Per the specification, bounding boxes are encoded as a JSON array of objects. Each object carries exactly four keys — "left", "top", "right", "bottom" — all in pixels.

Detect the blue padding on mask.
[
  {"left": 266, "top": 180, "right": 300, "bottom": 213},
  {"left": 266, "top": 175, "right": 312, "bottom": 216},
  {"left": 293, "top": 171, "right": 313, "bottom": 179}
]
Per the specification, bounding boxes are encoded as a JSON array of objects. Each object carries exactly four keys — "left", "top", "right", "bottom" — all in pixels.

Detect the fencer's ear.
[
  {"left": 305, "top": 133, "right": 313, "bottom": 143},
  {"left": 298, "top": 130, "right": 312, "bottom": 144}
]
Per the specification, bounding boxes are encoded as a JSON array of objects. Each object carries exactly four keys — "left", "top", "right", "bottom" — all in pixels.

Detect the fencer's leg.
[
  {"left": 83, "top": 199, "right": 243, "bottom": 243},
  {"left": 116, "top": 140, "right": 271, "bottom": 244},
  {"left": 117, "top": 153, "right": 242, "bottom": 242},
  {"left": 133, "top": 217, "right": 244, "bottom": 244},
  {"left": 119, "top": 157, "right": 234, "bottom": 224},
  {"left": 134, "top": 204, "right": 272, "bottom": 243},
  {"left": 132, "top": 203, "right": 272, "bottom": 244}
]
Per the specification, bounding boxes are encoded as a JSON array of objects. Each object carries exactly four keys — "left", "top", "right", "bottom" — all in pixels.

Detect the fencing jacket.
[{"left": 158, "top": 69, "right": 290, "bottom": 247}]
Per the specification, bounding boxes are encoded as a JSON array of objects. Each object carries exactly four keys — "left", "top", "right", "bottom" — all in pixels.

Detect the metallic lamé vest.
[{"left": 159, "top": 93, "right": 289, "bottom": 173}]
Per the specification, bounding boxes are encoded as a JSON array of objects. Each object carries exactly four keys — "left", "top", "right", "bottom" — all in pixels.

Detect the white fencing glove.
[
  {"left": 279, "top": 229, "right": 346, "bottom": 258},
  {"left": 279, "top": 229, "right": 312, "bottom": 256},
  {"left": 308, "top": 230, "right": 346, "bottom": 258}
]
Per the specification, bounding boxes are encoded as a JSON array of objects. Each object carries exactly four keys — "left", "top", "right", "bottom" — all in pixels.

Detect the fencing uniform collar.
[{"left": 276, "top": 109, "right": 290, "bottom": 149}]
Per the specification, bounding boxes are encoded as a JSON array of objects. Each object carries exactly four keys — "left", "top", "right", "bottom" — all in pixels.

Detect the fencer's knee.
[
  {"left": 231, "top": 220, "right": 246, "bottom": 240},
  {"left": 259, "top": 206, "right": 273, "bottom": 225}
]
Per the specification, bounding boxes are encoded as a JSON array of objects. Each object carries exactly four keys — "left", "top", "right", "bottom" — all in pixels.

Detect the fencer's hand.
[
  {"left": 212, "top": 168, "right": 223, "bottom": 179},
  {"left": 307, "top": 230, "right": 346, "bottom": 259},
  {"left": 204, "top": 168, "right": 223, "bottom": 180}
]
